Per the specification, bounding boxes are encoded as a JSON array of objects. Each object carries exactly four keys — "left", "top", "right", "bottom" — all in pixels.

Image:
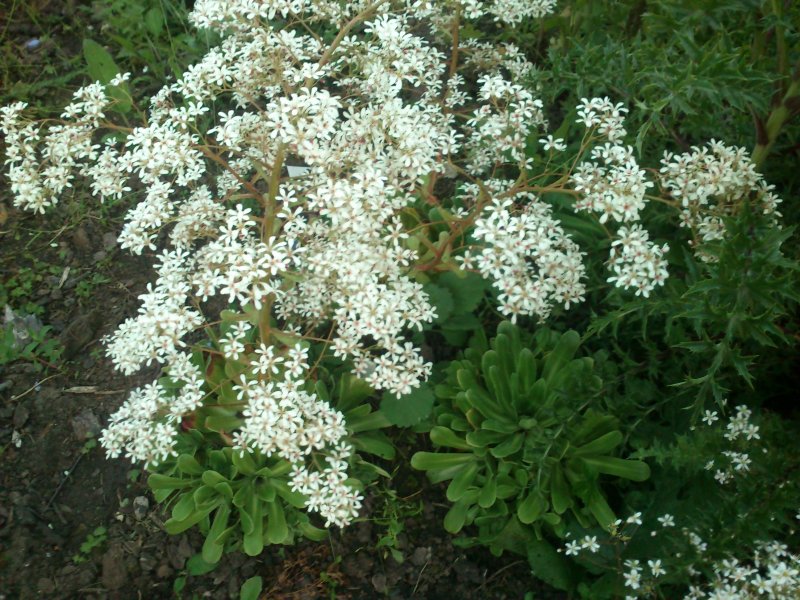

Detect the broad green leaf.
[
  {"left": 266, "top": 500, "right": 288, "bottom": 544},
  {"left": 352, "top": 432, "right": 396, "bottom": 459},
  {"left": 490, "top": 433, "right": 524, "bottom": 458},
  {"left": 444, "top": 499, "right": 470, "bottom": 533},
  {"left": 527, "top": 538, "right": 577, "bottom": 592},
  {"left": 478, "top": 476, "right": 498, "bottom": 508},
  {"left": 423, "top": 282, "right": 455, "bottom": 324},
  {"left": 380, "top": 383, "right": 434, "bottom": 426},
  {"left": 517, "top": 492, "right": 547, "bottom": 524},
  {"left": 298, "top": 521, "right": 328, "bottom": 542},
  {"left": 550, "top": 466, "right": 572, "bottom": 515},
  {"left": 82, "top": 39, "right": 131, "bottom": 112},
  {"left": 438, "top": 270, "right": 487, "bottom": 313},
  {"left": 586, "top": 491, "right": 616, "bottom": 529},
  {"left": 202, "top": 503, "right": 230, "bottom": 564},
  {"left": 543, "top": 330, "right": 581, "bottom": 383},
  {"left": 148, "top": 473, "right": 193, "bottom": 490},
  {"left": 144, "top": 7, "right": 165, "bottom": 36},
  {"left": 240, "top": 576, "right": 263, "bottom": 600},
  {"left": 430, "top": 426, "right": 471, "bottom": 450},
  {"left": 411, "top": 452, "right": 473, "bottom": 471},
  {"left": 580, "top": 456, "right": 651, "bottom": 481},
  {"left": 177, "top": 454, "right": 204, "bottom": 475},
  {"left": 187, "top": 553, "right": 217, "bottom": 576},
  {"left": 572, "top": 431, "right": 624, "bottom": 456},
  {"left": 446, "top": 462, "right": 479, "bottom": 502}
]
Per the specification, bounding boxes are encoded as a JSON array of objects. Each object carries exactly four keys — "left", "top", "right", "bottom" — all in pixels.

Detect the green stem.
[{"left": 752, "top": 76, "right": 800, "bottom": 169}]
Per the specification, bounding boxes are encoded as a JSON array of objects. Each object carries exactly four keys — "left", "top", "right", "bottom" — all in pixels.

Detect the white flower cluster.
[
  {"left": 607, "top": 225, "right": 669, "bottom": 298},
  {"left": 685, "top": 541, "right": 800, "bottom": 600},
  {"left": 570, "top": 98, "right": 669, "bottom": 297},
  {"left": 659, "top": 140, "right": 782, "bottom": 262},
  {"left": 572, "top": 143, "right": 653, "bottom": 224},
  {"left": 703, "top": 404, "right": 760, "bottom": 485},
  {"left": 1, "top": 83, "right": 112, "bottom": 213},
  {"left": 463, "top": 183, "right": 586, "bottom": 321},
  {"left": 458, "top": 0, "right": 558, "bottom": 24},
  {"left": 465, "top": 75, "right": 546, "bottom": 173}
]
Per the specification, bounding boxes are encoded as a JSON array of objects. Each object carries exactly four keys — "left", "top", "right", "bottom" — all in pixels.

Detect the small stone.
[
  {"left": 139, "top": 553, "right": 157, "bottom": 572},
  {"left": 12, "top": 403, "right": 29, "bottom": 428},
  {"left": 156, "top": 562, "right": 173, "bottom": 580},
  {"left": 102, "top": 232, "right": 118, "bottom": 250},
  {"left": 167, "top": 536, "right": 193, "bottom": 569},
  {"left": 71, "top": 409, "right": 101, "bottom": 440},
  {"left": 102, "top": 544, "right": 128, "bottom": 590},
  {"left": 71, "top": 227, "right": 92, "bottom": 253},
  {"left": 411, "top": 546, "right": 431, "bottom": 567},
  {"left": 371, "top": 574, "right": 388, "bottom": 594},
  {"left": 37, "top": 577, "right": 55, "bottom": 594},
  {"left": 59, "top": 310, "right": 103, "bottom": 358},
  {"left": 132, "top": 496, "right": 149, "bottom": 521},
  {"left": 92, "top": 250, "right": 107, "bottom": 263}
]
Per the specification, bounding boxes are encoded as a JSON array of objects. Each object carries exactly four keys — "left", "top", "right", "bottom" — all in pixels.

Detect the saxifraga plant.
[{"left": 412, "top": 322, "right": 649, "bottom": 590}]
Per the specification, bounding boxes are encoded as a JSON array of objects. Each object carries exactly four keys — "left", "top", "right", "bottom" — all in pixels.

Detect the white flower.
[
  {"left": 657, "top": 514, "right": 676, "bottom": 528},
  {"left": 581, "top": 535, "right": 600, "bottom": 553},
  {"left": 539, "top": 135, "right": 567, "bottom": 151},
  {"left": 648, "top": 559, "right": 666, "bottom": 577},
  {"left": 565, "top": 540, "right": 581, "bottom": 556}
]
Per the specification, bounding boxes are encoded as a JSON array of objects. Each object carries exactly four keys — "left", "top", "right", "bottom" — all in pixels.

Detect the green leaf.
[
  {"left": 242, "top": 493, "right": 264, "bottom": 556},
  {"left": 187, "top": 553, "right": 218, "bottom": 576},
  {"left": 411, "top": 452, "right": 474, "bottom": 471},
  {"left": 148, "top": 474, "right": 193, "bottom": 490},
  {"left": 430, "top": 426, "right": 471, "bottom": 450},
  {"left": 446, "top": 462, "right": 479, "bottom": 502},
  {"left": 177, "top": 454, "right": 204, "bottom": 475},
  {"left": 166, "top": 500, "right": 220, "bottom": 535},
  {"left": 543, "top": 331, "right": 581, "bottom": 383},
  {"left": 517, "top": 492, "right": 548, "bottom": 524},
  {"left": 442, "top": 313, "right": 481, "bottom": 331},
  {"left": 423, "top": 283, "right": 455, "bottom": 324},
  {"left": 299, "top": 521, "right": 328, "bottom": 542},
  {"left": 336, "top": 374, "right": 374, "bottom": 412},
  {"left": 438, "top": 271, "right": 487, "bottom": 313},
  {"left": 347, "top": 410, "right": 392, "bottom": 433},
  {"left": 490, "top": 433, "right": 524, "bottom": 458},
  {"left": 586, "top": 491, "right": 616, "bottom": 529},
  {"left": 83, "top": 39, "right": 118, "bottom": 83},
  {"left": 144, "top": 7, "right": 165, "bottom": 36},
  {"left": 527, "top": 539, "right": 577, "bottom": 592},
  {"left": 240, "top": 576, "right": 263, "bottom": 600},
  {"left": 172, "top": 493, "right": 196, "bottom": 522},
  {"left": 550, "top": 466, "right": 572, "bottom": 515},
  {"left": 231, "top": 450, "right": 258, "bottom": 476},
  {"left": 572, "top": 431, "right": 624, "bottom": 456},
  {"left": 82, "top": 39, "right": 130, "bottom": 112},
  {"left": 266, "top": 500, "right": 288, "bottom": 544},
  {"left": 478, "top": 476, "right": 498, "bottom": 509},
  {"left": 380, "top": 383, "right": 434, "bottom": 426},
  {"left": 444, "top": 499, "right": 470, "bottom": 533},
  {"left": 352, "top": 432, "right": 396, "bottom": 459},
  {"left": 205, "top": 414, "right": 243, "bottom": 432},
  {"left": 202, "top": 503, "right": 231, "bottom": 564},
  {"left": 580, "top": 456, "right": 651, "bottom": 481}
]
